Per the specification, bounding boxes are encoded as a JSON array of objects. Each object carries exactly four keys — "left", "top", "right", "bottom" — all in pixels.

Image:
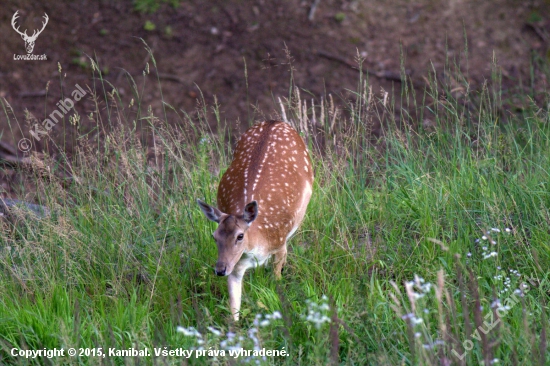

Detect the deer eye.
[{"left": 237, "top": 234, "right": 244, "bottom": 241}]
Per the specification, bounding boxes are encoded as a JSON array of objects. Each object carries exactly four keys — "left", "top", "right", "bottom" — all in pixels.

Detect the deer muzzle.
[{"left": 215, "top": 262, "right": 228, "bottom": 276}]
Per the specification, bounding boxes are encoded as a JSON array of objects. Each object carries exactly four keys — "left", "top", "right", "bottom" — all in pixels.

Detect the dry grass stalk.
[
  {"left": 467, "top": 270, "right": 492, "bottom": 365},
  {"left": 329, "top": 296, "right": 340, "bottom": 365}
]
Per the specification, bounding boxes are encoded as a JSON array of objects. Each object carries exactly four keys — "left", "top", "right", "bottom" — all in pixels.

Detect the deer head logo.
[{"left": 11, "top": 11, "right": 49, "bottom": 54}]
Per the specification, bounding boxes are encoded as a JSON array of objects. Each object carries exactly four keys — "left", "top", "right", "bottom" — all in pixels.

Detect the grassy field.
[{"left": 0, "top": 50, "right": 549, "bottom": 365}]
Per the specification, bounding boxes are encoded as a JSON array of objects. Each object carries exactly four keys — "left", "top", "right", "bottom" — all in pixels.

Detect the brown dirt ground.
[{"left": 1, "top": 0, "right": 549, "bottom": 196}]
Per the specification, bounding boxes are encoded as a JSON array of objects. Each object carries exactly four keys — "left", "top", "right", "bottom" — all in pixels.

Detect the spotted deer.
[{"left": 197, "top": 120, "right": 314, "bottom": 321}]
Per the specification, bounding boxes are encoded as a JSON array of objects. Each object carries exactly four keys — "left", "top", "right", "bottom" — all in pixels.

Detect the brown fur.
[{"left": 198, "top": 120, "right": 314, "bottom": 320}]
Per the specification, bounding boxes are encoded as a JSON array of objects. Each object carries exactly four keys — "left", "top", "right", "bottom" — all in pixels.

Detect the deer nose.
[{"left": 215, "top": 263, "right": 226, "bottom": 276}]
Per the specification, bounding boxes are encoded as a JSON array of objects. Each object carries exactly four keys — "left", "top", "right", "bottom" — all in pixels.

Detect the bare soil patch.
[{"left": 0, "top": 0, "right": 549, "bottom": 195}]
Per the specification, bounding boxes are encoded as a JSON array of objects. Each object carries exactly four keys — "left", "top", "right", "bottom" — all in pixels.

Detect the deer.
[
  {"left": 197, "top": 120, "right": 314, "bottom": 321},
  {"left": 11, "top": 11, "right": 49, "bottom": 54}
]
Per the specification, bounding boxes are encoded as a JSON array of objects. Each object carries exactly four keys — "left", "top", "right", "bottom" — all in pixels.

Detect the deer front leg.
[
  {"left": 227, "top": 272, "right": 244, "bottom": 321},
  {"left": 273, "top": 245, "right": 287, "bottom": 279}
]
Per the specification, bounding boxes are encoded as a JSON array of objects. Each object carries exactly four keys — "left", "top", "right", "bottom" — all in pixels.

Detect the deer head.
[
  {"left": 12, "top": 11, "right": 49, "bottom": 54},
  {"left": 197, "top": 199, "right": 258, "bottom": 276}
]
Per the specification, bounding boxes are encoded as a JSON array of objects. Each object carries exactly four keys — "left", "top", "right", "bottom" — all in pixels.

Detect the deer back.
[{"left": 218, "top": 120, "right": 313, "bottom": 247}]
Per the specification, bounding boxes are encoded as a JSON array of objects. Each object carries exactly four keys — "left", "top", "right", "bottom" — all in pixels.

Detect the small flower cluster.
[
  {"left": 253, "top": 311, "right": 282, "bottom": 328},
  {"left": 177, "top": 310, "right": 284, "bottom": 364},
  {"left": 219, "top": 331, "right": 241, "bottom": 352},
  {"left": 493, "top": 268, "right": 523, "bottom": 295},
  {"left": 248, "top": 312, "right": 282, "bottom": 353},
  {"left": 514, "top": 281, "right": 530, "bottom": 298},
  {"left": 303, "top": 295, "right": 331, "bottom": 329},
  {"left": 491, "top": 299, "right": 511, "bottom": 312},
  {"left": 509, "top": 269, "right": 521, "bottom": 277},
  {"left": 176, "top": 326, "right": 205, "bottom": 350},
  {"left": 401, "top": 276, "right": 432, "bottom": 325},
  {"left": 473, "top": 227, "right": 512, "bottom": 260},
  {"left": 422, "top": 340, "right": 445, "bottom": 350},
  {"left": 401, "top": 312, "right": 424, "bottom": 325},
  {"left": 405, "top": 274, "right": 433, "bottom": 300},
  {"left": 401, "top": 275, "right": 445, "bottom": 351},
  {"left": 402, "top": 275, "right": 433, "bottom": 325},
  {"left": 243, "top": 311, "right": 283, "bottom": 365}
]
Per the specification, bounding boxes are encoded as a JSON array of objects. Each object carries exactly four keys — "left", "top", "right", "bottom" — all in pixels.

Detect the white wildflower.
[
  {"left": 207, "top": 326, "right": 222, "bottom": 336},
  {"left": 304, "top": 298, "right": 331, "bottom": 329},
  {"left": 177, "top": 326, "right": 202, "bottom": 338}
]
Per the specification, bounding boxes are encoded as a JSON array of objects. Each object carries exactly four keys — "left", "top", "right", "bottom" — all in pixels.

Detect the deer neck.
[{"left": 243, "top": 223, "right": 266, "bottom": 252}]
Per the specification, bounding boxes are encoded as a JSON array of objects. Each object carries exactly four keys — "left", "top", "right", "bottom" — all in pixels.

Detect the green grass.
[{"left": 0, "top": 50, "right": 549, "bottom": 365}]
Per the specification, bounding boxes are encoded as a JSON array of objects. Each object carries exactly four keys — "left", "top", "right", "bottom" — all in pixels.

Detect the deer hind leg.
[{"left": 273, "top": 245, "right": 287, "bottom": 279}]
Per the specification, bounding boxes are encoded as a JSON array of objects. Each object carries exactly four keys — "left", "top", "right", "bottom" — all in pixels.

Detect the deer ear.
[
  {"left": 197, "top": 199, "right": 222, "bottom": 223},
  {"left": 243, "top": 201, "right": 258, "bottom": 224}
]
